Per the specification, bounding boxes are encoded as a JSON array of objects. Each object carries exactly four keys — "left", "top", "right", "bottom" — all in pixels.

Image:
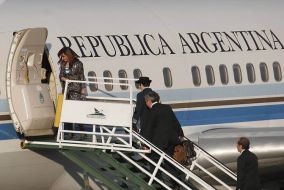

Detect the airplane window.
[
  {"left": 246, "top": 63, "right": 255, "bottom": 83},
  {"left": 233, "top": 64, "right": 242, "bottom": 84},
  {"left": 133, "top": 69, "right": 142, "bottom": 89},
  {"left": 118, "top": 70, "right": 128, "bottom": 90},
  {"left": 191, "top": 66, "right": 201, "bottom": 86},
  {"left": 88, "top": 71, "right": 98, "bottom": 92},
  {"left": 259, "top": 62, "right": 269, "bottom": 82},
  {"left": 163, "top": 67, "right": 173, "bottom": 88},
  {"left": 219, "top": 64, "right": 228, "bottom": 85},
  {"left": 205, "top": 65, "right": 215, "bottom": 85},
  {"left": 273, "top": 61, "right": 282, "bottom": 82},
  {"left": 103, "top": 70, "right": 113, "bottom": 91}
]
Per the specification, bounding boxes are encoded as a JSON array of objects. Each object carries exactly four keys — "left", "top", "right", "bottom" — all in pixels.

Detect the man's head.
[
  {"left": 135, "top": 77, "right": 152, "bottom": 89},
  {"left": 145, "top": 91, "right": 160, "bottom": 108},
  {"left": 237, "top": 137, "right": 250, "bottom": 152}
]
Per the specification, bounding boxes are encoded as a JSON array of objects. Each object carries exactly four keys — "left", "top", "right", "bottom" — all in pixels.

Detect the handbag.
[
  {"left": 173, "top": 144, "right": 187, "bottom": 163},
  {"left": 173, "top": 139, "right": 196, "bottom": 166}
]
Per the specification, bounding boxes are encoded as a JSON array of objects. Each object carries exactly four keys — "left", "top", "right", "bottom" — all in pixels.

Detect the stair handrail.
[
  {"left": 26, "top": 77, "right": 237, "bottom": 190},
  {"left": 187, "top": 137, "right": 237, "bottom": 180},
  {"left": 122, "top": 128, "right": 216, "bottom": 190}
]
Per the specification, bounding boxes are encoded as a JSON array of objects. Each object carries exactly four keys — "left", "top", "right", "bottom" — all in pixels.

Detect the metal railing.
[
  {"left": 23, "top": 77, "right": 237, "bottom": 190},
  {"left": 188, "top": 139, "right": 237, "bottom": 189}
]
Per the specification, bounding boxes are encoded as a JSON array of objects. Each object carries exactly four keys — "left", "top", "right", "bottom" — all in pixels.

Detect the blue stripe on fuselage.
[
  {"left": 175, "top": 104, "right": 284, "bottom": 126},
  {"left": 0, "top": 123, "right": 19, "bottom": 140},
  {"left": 1, "top": 104, "right": 284, "bottom": 140},
  {"left": 159, "top": 83, "right": 284, "bottom": 102}
]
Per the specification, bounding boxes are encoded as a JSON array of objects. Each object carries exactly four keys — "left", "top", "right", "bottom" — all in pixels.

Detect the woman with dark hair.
[
  {"left": 58, "top": 47, "right": 86, "bottom": 99},
  {"left": 58, "top": 47, "right": 87, "bottom": 140}
]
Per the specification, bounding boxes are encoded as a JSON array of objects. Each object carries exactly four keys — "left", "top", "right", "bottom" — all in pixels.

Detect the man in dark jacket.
[
  {"left": 132, "top": 76, "right": 152, "bottom": 132},
  {"left": 141, "top": 91, "right": 184, "bottom": 156},
  {"left": 141, "top": 91, "right": 184, "bottom": 188},
  {"left": 236, "top": 137, "right": 261, "bottom": 190}
]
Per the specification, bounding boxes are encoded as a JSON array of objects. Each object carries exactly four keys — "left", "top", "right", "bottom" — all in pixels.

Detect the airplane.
[{"left": 1, "top": 0, "right": 284, "bottom": 189}]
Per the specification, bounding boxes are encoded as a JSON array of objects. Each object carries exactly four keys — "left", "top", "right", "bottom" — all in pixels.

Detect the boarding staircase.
[{"left": 22, "top": 78, "right": 237, "bottom": 190}]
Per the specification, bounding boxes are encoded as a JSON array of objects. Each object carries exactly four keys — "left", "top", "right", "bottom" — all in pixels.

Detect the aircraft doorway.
[
  {"left": 6, "top": 27, "right": 56, "bottom": 137},
  {"left": 41, "top": 49, "right": 57, "bottom": 104}
]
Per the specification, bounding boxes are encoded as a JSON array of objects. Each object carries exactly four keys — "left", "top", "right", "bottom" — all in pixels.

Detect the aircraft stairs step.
[
  {"left": 22, "top": 140, "right": 157, "bottom": 190},
  {"left": 22, "top": 129, "right": 236, "bottom": 190},
  {"left": 21, "top": 78, "right": 236, "bottom": 190}
]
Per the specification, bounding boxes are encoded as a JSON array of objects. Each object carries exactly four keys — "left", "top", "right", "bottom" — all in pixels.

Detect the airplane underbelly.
[
  {"left": 0, "top": 139, "right": 106, "bottom": 190},
  {"left": 0, "top": 139, "right": 63, "bottom": 189}
]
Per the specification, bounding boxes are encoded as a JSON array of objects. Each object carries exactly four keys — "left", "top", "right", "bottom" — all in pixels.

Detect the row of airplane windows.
[
  {"left": 87, "top": 68, "right": 147, "bottom": 91},
  {"left": 192, "top": 61, "right": 282, "bottom": 86},
  {"left": 86, "top": 61, "right": 282, "bottom": 92}
]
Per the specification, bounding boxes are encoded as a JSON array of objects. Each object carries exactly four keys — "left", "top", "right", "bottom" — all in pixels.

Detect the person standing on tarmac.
[
  {"left": 132, "top": 76, "right": 153, "bottom": 132},
  {"left": 236, "top": 137, "right": 261, "bottom": 190}
]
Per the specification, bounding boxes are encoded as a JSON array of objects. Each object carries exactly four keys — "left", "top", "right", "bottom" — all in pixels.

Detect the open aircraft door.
[{"left": 6, "top": 28, "right": 55, "bottom": 136}]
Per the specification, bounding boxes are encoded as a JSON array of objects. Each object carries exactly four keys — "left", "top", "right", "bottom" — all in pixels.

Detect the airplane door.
[{"left": 6, "top": 28, "right": 55, "bottom": 136}]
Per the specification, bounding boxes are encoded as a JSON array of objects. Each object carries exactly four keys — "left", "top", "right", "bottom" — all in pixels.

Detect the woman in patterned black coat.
[
  {"left": 58, "top": 47, "right": 86, "bottom": 100},
  {"left": 58, "top": 47, "right": 86, "bottom": 139}
]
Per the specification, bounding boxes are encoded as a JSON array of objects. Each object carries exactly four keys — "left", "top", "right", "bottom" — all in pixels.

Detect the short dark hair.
[
  {"left": 237, "top": 137, "right": 250, "bottom": 150},
  {"left": 145, "top": 91, "right": 160, "bottom": 103}
]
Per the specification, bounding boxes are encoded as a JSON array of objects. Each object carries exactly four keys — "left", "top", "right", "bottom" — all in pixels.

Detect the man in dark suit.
[
  {"left": 132, "top": 76, "right": 152, "bottom": 132},
  {"left": 236, "top": 137, "right": 261, "bottom": 190},
  {"left": 141, "top": 91, "right": 184, "bottom": 156},
  {"left": 141, "top": 91, "right": 184, "bottom": 188}
]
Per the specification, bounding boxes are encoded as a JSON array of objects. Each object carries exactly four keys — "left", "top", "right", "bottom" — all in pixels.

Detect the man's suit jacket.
[
  {"left": 133, "top": 88, "right": 152, "bottom": 126},
  {"left": 236, "top": 149, "right": 261, "bottom": 190},
  {"left": 141, "top": 103, "right": 184, "bottom": 155}
]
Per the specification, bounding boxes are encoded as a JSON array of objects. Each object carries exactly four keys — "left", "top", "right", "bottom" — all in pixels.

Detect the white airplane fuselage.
[{"left": 1, "top": 0, "right": 284, "bottom": 189}]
